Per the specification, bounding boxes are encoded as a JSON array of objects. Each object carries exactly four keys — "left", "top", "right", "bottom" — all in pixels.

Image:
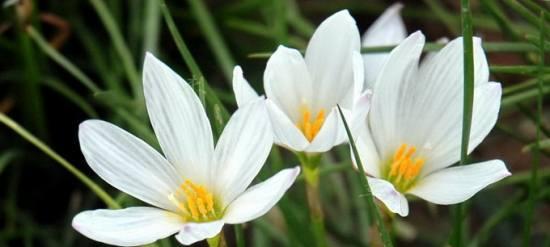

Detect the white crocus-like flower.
[
  {"left": 233, "top": 10, "right": 370, "bottom": 153},
  {"left": 354, "top": 31, "right": 511, "bottom": 217},
  {"left": 72, "top": 53, "right": 300, "bottom": 246},
  {"left": 361, "top": 3, "right": 407, "bottom": 89}
]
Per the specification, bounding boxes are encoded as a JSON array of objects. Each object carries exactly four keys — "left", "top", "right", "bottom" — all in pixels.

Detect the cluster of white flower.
[{"left": 72, "top": 4, "right": 510, "bottom": 246}]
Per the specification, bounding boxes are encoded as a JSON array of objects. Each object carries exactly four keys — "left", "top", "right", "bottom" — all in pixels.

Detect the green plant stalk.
[
  {"left": 186, "top": 0, "right": 235, "bottom": 82},
  {"left": 17, "top": 19, "right": 47, "bottom": 139},
  {"left": 423, "top": 0, "right": 459, "bottom": 34},
  {"left": 27, "top": 26, "right": 101, "bottom": 93},
  {"left": 452, "top": 0, "right": 475, "bottom": 246},
  {"left": 234, "top": 224, "right": 245, "bottom": 247},
  {"left": 490, "top": 65, "right": 550, "bottom": 75},
  {"left": 503, "top": 75, "right": 550, "bottom": 95},
  {"left": 143, "top": 0, "right": 162, "bottom": 54},
  {"left": 159, "top": 0, "right": 230, "bottom": 136},
  {"left": 503, "top": 0, "right": 550, "bottom": 37},
  {"left": 501, "top": 84, "right": 550, "bottom": 109},
  {"left": 523, "top": 11, "right": 545, "bottom": 247},
  {"left": 336, "top": 105, "right": 393, "bottom": 247},
  {"left": 207, "top": 232, "right": 227, "bottom": 247},
  {"left": 89, "top": 0, "right": 141, "bottom": 99},
  {"left": 0, "top": 113, "right": 120, "bottom": 209},
  {"left": 41, "top": 78, "right": 99, "bottom": 118},
  {"left": 297, "top": 152, "right": 327, "bottom": 247}
]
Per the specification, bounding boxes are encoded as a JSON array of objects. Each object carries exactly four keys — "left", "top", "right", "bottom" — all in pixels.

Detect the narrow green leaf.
[
  {"left": 89, "top": 0, "right": 141, "bottom": 99},
  {"left": 336, "top": 105, "right": 393, "bottom": 247},
  {"left": 523, "top": 11, "right": 546, "bottom": 246},
  {"left": 186, "top": 0, "right": 235, "bottom": 82},
  {"left": 452, "top": 0, "right": 475, "bottom": 245}
]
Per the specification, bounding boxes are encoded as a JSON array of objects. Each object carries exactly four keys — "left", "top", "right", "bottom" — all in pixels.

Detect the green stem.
[
  {"left": 452, "top": 0, "right": 475, "bottom": 246},
  {"left": 523, "top": 11, "right": 545, "bottom": 247},
  {"left": 207, "top": 231, "right": 227, "bottom": 247},
  {"left": 337, "top": 105, "right": 393, "bottom": 247},
  {"left": 89, "top": 0, "right": 141, "bottom": 99},
  {"left": 26, "top": 26, "right": 101, "bottom": 93},
  {"left": 297, "top": 152, "right": 327, "bottom": 247},
  {"left": 234, "top": 224, "right": 245, "bottom": 247},
  {"left": 0, "top": 113, "right": 120, "bottom": 209},
  {"left": 186, "top": 0, "right": 235, "bottom": 82}
]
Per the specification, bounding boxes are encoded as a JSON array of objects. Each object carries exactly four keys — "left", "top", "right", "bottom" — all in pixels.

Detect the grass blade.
[
  {"left": 451, "top": 0, "right": 475, "bottom": 246},
  {"left": 186, "top": 0, "right": 235, "bottom": 82},
  {"left": 523, "top": 10, "right": 545, "bottom": 246},
  {"left": 337, "top": 105, "right": 393, "bottom": 247}
]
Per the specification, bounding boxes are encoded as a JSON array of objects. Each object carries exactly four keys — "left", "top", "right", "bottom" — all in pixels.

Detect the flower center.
[
  {"left": 168, "top": 180, "right": 219, "bottom": 222},
  {"left": 296, "top": 106, "right": 326, "bottom": 142},
  {"left": 384, "top": 144, "right": 425, "bottom": 192}
]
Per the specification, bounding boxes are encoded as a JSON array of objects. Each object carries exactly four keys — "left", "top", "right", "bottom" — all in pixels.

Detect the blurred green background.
[{"left": 0, "top": 0, "right": 548, "bottom": 246}]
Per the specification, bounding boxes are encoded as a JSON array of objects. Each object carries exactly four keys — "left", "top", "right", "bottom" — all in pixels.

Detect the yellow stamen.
[
  {"left": 296, "top": 106, "right": 326, "bottom": 142},
  {"left": 386, "top": 144, "right": 425, "bottom": 192},
  {"left": 168, "top": 180, "right": 218, "bottom": 222}
]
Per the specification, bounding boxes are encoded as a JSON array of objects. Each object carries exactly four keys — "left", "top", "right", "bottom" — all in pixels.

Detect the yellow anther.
[
  {"left": 386, "top": 144, "right": 425, "bottom": 192},
  {"left": 297, "top": 106, "right": 326, "bottom": 142},
  {"left": 167, "top": 179, "right": 218, "bottom": 222}
]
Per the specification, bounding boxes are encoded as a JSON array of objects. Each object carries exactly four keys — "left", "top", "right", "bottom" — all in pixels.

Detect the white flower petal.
[
  {"left": 408, "top": 160, "right": 510, "bottom": 205},
  {"left": 232, "top": 66, "right": 259, "bottom": 107},
  {"left": 426, "top": 82, "right": 502, "bottom": 174},
  {"left": 350, "top": 90, "right": 372, "bottom": 135},
  {"left": 266, "top": 99, "right": 309, "bottom": 151},
  {"left": 264, "top": 46, "right": 313, "bottom": 122},
  {"left": 362, "top": 3, "right": 407, "bottom": 88},
  {"left": 175, "top": 221, "right": 224, "bottom": 246},
  {"left": 213, "top": 99, "right": 273, "bottom": 205},
  {"left": 144, "top": 53, "right": 214, "bottom": 185},
  {"left": 368, "top": 177, "right": 409, "bottom": 217},
  {"left": 223, "top": 167, "right": 300, "bottom": 224},
  {"left": 72, "top": 207, "right": 183, "bottom": 246},
  {"left": 79, "top": 120, "right": 180, "bottom": 211},
  {"left": 369, "top": 31, "right": 425, "bottom": 159},
  {"left": 354, "top": 126, "right": 382, "bottom": 177},
  {"left": 305, "top": 10, "right": 361, "bottom": 110}
]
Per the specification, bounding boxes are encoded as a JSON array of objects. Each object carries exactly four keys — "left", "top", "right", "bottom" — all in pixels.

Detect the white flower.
[
  {"left": 353, "top": 32, "right": 511, "bottom": 217},
  {"left": 361, "top": 3, "right": 407, "bottom": 89},
  {"left": 233, "top": 10, "right": 370, "bottom": 153},
  {"left": 72, "top": 53, "right": 300, "bottom": 246}
]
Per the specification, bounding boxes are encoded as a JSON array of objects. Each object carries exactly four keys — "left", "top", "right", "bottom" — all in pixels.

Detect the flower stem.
[
  {"left": 297, "top": 152, "right": 327, "bottom": 247},
  {"left": 207, "top": 232, "right": 228, "bottom": 247}
]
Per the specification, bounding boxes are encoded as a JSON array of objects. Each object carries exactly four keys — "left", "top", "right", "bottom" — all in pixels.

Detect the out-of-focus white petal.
[
  {"left": 362, "top": 3, "right": 407, "bottom": 88},
  {"left": 408, "top": 160, "right": 510, "bottom": 205},
  {"left": 79, "top": 120, "right": 180, "bottom": 211},
  {"left": 266, "top": 99, "right": 309, "bottom": 151},
  {"left": 72, "top": 207, "right": 183, "bottom": 247},
  {"left": 223, "top": 167, "right": 300, "bottom": 224},
  {"left": 305, "top": 10, "right": 361, "bottom": 110},
  {"left": 175, "top": 221, "right": 224, "bottom": 246},
  {"left": 369, "top": 31, "right": 425, "bottom": 159},
  {"left": 368, "top": 177, "right": 409, "bottom": 216},
  {"left": 264, "top": 46, "right": 313, "bottom": 122},
  {"left": 426, "top": 82, "right": 501, "bottom": 174},
  {"left": 232, "top": 66, "right": 259, "bottom": 107},
  {"left": 213, "top": 99, "right": 273, "bottom": 206},
  {"left": 143, "top": 53, "right": 214, "bottom": 185}
]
